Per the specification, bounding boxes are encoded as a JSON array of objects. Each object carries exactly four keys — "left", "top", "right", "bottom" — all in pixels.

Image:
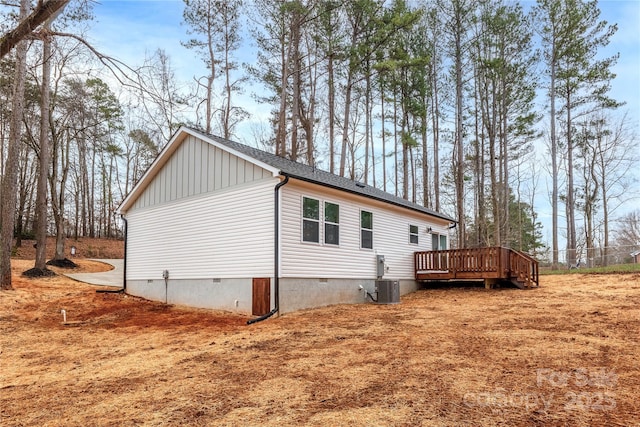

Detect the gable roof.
[{"left": 119, "top": 126, "right": 455, "bottom": 222}]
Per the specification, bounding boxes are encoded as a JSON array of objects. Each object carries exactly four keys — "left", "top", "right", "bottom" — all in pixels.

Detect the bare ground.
[
  {"left": 12, "top": 237, "right": 124, "bottom": 261},
  {"left": 1, "top": 258, "right": 639, "bottom": 426}
]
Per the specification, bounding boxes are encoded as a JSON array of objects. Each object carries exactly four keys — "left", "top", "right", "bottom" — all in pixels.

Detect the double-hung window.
[
  {"left": 409, "top": 225, "right": 419, "bottom": 244},
  {"left": 302, "top": 197, "right": 320, "bottom": 243},
  {"left": 302, "top": 197, "right": 340, "bottom": 245},
  {"left": 361, "top": 210, "right": 373, "bottom": 249},
  {"left": 324, "top": 202, "right": 339, "bottom": 245}
]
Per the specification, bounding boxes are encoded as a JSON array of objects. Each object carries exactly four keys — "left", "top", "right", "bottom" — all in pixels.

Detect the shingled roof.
[{"left": 187, "top": 127, "right": 454, "bottom": 223}]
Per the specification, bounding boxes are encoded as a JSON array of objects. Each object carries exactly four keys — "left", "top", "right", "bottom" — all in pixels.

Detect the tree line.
[{"left": 0, "top": 0, "right": 637, "bottom": 288}]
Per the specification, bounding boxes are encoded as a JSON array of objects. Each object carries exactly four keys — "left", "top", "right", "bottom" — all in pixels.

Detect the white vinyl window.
[
  {"left": 302, "top": 197, "right": 340, "bottom": 246},
  {"left": 324, "top": 202, "right": 340, "bottom": 245},
  {"left": 360, "top": 210, "right": 373, "bottom": 249},
  {"left": 409, "top": 225, "right": 419, "bottom": 244},
  {"left": 302, "top": 197, "right": 320, "bottom": 243}
]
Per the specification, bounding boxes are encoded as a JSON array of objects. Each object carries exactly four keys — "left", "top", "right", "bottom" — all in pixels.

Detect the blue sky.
[{"left": 88, "top": 0, "right": 640, "bottom": 128}]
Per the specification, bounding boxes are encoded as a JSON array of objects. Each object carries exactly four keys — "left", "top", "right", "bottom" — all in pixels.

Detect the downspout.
[
  {"left": 122, "top": 215, "right": 127, "bottom": 291},
  {"left": 247, "top": 174, "right": 289, "bottom": 325},
  {"left": 96, "top": 214, "right": 127, "bottom": 294}
]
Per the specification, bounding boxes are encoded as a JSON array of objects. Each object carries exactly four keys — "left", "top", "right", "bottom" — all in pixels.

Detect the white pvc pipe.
[{"left": 61, "top": 309, "right": 66, "bottom": 323}]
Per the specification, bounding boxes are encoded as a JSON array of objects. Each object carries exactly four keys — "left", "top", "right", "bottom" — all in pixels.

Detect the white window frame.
[
  {"left": 324, "top": 201, "right": 340, "bottom": 246},
  {"left": 302, "top": 196, "right": 320, "bottom": 244},
  {"left": 360, "top": 210, "right": 373, "bottom": 250},
  {"left": 409, "top": 224, "right": 419, "bottom": 245}
]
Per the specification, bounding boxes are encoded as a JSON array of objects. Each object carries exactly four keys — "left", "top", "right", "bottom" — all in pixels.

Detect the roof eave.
[{"left": 280, "top": 171, "right": 455, "bottom": 223}]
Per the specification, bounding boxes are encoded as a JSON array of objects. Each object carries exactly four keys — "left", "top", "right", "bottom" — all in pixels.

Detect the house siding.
[
  {"left": 131, "top": 134, "right": 271, "bottom": 211},
  {"left": 126, "top": 177, "right": 277, "bottom": 280},
  {"left": 280, "top": 180, "right": 450, "bottom": 280}
]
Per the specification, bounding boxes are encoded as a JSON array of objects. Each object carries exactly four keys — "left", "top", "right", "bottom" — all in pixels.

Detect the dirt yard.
[
  {"left": 1, "top": 257, "right": 638, "bottom": 426},
  {"left": 11, "top": 237, "right": 124, "bottom": 260}
]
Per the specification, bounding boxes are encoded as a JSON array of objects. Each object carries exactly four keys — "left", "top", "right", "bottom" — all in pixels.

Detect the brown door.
[{"left": 252, "top": 278, "right": 271, "bottom": 316}]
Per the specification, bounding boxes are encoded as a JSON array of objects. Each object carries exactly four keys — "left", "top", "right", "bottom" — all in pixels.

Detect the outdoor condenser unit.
[{"left": 375, "top": 280, "right": 399, "bottom": 304}]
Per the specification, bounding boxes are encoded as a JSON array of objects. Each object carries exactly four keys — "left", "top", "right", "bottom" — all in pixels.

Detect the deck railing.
[
  {"left": 415, "top": 247, "right": 539, "bottom": 287},
  {"left": 508, "top": 249, "right": 539, "bottom": 287}
]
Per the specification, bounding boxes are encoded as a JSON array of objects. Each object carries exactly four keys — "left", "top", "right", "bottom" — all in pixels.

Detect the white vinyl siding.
[
  {"left": 281, "top": 181, "right": 449, "bottom": 279},
  {"left": 126, "top": 178, "right": 276, "bottom": 280}
]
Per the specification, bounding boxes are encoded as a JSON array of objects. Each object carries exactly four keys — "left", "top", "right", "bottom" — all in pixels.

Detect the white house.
[{"left": 117, "top": 127, "right": 455, "bottom": 320}]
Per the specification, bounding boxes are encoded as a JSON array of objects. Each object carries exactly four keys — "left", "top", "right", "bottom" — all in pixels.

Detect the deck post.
[{"left": 484, "top": 278, "right": 497, "bottom": 289}]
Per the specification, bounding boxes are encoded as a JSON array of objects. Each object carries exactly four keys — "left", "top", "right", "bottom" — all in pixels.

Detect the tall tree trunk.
[
  {"left": 339, "top": 70, "right": 354, "bottom": 177},
  {"left": 393, "top": 90, "right": 398, "bottom": 197},
  {"left": 501, "top": 80, "right": 509, "bottom": 248},
  {"left": 599, "top": 137, "right": 609, "bottom": 266},
  {"left": 431, "top": 64, "right": 440, "bottom": 211},
  {"left": 565, "top": 91, "right": 576, "bottom": 266},
  {"left": 381, "top": 78, "right": 387, "bottom": 192},
  {"left": 327, "top": 52, "right": 335, "bottom": 174},
  {"left": 68, "top": 138, "right": 85, "bottom": 246},
  {"left": 223, "top": 36, "right": 232, "bottom": 139},
  {"left": 276, "top": 29, "right": 290, "bottom": 157},
  {"left": 89, "top": 148, "right": 96, "bottom": 237},
  {"left": 410, "top": 146, "right": 416, "bottom": 203},
  {"left": 401, "top": 104, "right": 409, "bottom": 200},
  {"left": 454, "top": 9, "right": 466, "bottom": 248},
  {"left": 35, "top": 22, "right": 53, "bottom": 270},
  {"left": 421, "top": 101, "right": 429, "bottom": 208},
  {"left": 205, "top": 75, "right": 213, "bottom": 134},
  {"left": 550, "top": 55, "right": 559, "bottom": 269},
  {"left": 364, "top": 68, "right": 371, "bottom": 185},
  {"left": 1, "top": 0, "right": 29, "bottom": 289},
  {"left": 289, "top": 13, "right": 301, "bottom": 162}
]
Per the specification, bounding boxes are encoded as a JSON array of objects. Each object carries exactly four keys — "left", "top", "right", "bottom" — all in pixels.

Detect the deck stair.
[{"left": 414, "top": 247, "right": 539, "bottom": 289}]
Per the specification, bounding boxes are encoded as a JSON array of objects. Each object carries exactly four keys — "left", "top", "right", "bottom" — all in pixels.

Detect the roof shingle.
[{"left": 188, "top": 127, "right": 454, "bottom": 222}]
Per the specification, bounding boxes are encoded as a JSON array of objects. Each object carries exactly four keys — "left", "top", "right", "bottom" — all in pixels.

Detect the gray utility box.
[{"left": 376, "top": 280, "right": 400, "bottom": 304}]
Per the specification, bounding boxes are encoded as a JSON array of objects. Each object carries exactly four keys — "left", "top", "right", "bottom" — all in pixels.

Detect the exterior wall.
[
  {"left": 126, "top": 278, "right": 267, "bottom": 314},
  {"left": 126, "top": 177, "right": 277, "bottom": 281},
  {"left": 280, "top": 180, "right": 451, "bottom": 281},
  {"left": 279, "top": 277, "right": 420, "bottom": 313},
  {"left": 131, "top": 134, "right": 272, "bottom": 211}
]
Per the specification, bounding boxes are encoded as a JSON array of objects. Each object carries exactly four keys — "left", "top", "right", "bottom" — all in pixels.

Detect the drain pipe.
[
  {"left": 248, "top": 174, "right": 289, "bottom": 325},
  {"left": 122, "top": 215, "right": 127, "bottom": 291},
  {"left": 96, "top": 215, "right": 127, "bottom": 294}
]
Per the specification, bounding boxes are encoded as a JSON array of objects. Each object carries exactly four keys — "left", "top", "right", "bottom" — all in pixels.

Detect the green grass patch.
[{"left": 540, "top": 262, "right": 640, "bottom": 275}]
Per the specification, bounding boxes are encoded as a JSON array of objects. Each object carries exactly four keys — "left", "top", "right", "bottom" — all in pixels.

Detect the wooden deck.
[{"left": 414, "top": 247, "right": 539, "bottom": 289}]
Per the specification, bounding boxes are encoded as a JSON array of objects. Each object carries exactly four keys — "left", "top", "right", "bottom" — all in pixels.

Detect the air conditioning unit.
[{"left": 376, "top": 280, "right": 399, "bottom": 304}]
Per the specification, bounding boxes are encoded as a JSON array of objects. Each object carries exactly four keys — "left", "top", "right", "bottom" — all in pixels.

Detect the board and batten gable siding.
[
  {"left": 130, "top": 134, "right": 272, "bottom": 211},
  {"left": 280, "top": 180, "right": 450, "bottom": 279}
]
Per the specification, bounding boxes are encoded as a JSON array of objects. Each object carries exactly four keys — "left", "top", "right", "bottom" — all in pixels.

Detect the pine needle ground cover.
[{"left": 1, "top": 260, "right": 638, "bottom": 426}]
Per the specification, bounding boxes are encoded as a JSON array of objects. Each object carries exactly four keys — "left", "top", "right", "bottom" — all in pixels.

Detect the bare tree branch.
[
  {"left": 0, "top": 0, "right": 70, "bottom": 59},
  {"left": 48, "top": 31, "right": 162, "bottom": 98}
]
